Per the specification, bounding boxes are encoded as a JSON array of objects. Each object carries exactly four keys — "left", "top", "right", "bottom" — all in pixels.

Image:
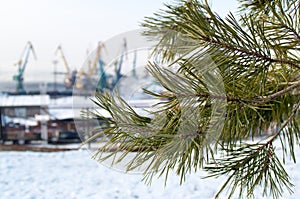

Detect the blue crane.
[
  {"left": 92, "top": 42, "right": 109, "bottom": 91},
  {"left": 13, "top": 41, "right": 37, "bottom": 93},
  {"left": 112, "top": 38, "right": 127, "bottom": 87},
  {"left": 97, "top": 55, "right": 108, "bottom": 92}
]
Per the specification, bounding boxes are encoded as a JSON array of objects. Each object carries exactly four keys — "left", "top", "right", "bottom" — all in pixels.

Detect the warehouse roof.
[{"left": 0, "top": 95, "right": 50, "bottom": 107}]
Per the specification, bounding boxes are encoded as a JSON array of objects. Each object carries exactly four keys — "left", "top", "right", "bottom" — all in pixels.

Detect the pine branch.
[
  {"left": 85, "top": 1, "right": 300, "bottom": 198},
  {"left": 260, "top": 80, "right": 300, "bottom": 101},
  {"left": 266, "top": 99, "right": 300, "bottom": 143},
  {"left": 205, "top": 99, "right": 300, "bottom": 198},
  {"left": 174, "top": 78, "right": 300, "bottom": 105},
  {"left": 198, "top": 32, "right": 300, "bottom": 70},
  {"left": 205, "top": 142, "right": 294, "bottom": 199}
]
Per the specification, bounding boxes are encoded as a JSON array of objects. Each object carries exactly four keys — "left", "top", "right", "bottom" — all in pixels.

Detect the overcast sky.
[{"left": 0, "top": 0, "right": 238, "bottom": 82}]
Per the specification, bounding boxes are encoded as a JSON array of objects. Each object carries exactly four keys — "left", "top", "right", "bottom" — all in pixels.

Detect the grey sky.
[{"left": 0, "top": 0, "right": 238, "bottom": 82}]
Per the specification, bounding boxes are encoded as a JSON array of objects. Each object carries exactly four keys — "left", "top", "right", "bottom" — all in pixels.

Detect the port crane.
[
  {"left": 111, "top": 38, "right": 127, "bottom": 87},
  {"left": 55, "top": 45, "right": 77, "bottom": 88},
  {"left": 95, "top": 43, "right": 109, "bottom": 92},
  {"left": 76, "top": 42, "right": 108, "bottom": 90},
  {"left": 75, "top": 39, "right": 129, "bottom": 92},
  {"left": 94, "top": 39, "right": 128, "bottom": 91},
  {"left": 13, "top": 41, "right": 37, "bottom": 93}
]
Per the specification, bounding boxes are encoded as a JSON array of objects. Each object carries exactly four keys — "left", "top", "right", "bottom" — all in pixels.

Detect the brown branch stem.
[
  {"left": 177, "top": 80, "right": 300, "bottom": 104},
  {"left": 201, "top": 35, "right": 300, "bottom": 70},
  {"left": 260, "top": 80, "right": 300, "bottom": 101},
  {"left": 266, "top": 99, "right": 300, "bottom": 144}
]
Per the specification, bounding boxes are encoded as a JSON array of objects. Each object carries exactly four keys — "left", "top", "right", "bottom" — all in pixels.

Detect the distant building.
[{"left": 0, "top": 95, "right": 49, "bottom": 144}]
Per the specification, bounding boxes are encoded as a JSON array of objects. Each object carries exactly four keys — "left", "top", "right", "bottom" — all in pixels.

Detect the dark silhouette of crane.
[
  {"left": 112, "top": 38, "right": 127, "bottom": 87},
  {"left": 13, "top": 41, "right": 37, "bottom": 94}
]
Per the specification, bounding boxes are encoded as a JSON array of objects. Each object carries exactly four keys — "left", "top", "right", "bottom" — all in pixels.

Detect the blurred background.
[
  {"left": 0, "top": 1, "right": 252, "bottom": 199},
  {"left": 0, "top": 0, "right": 238, "bottom": 146}
]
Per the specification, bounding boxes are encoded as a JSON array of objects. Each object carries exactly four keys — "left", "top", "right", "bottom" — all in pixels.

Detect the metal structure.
[
  {"left": 75, "top": 39, "right": 130, "bottom": 92},
  {"left": 76, "top": 42, "right": 107, "bottom": 90},
  {"left": 112, "top": 38, "right": 127, "bottom": 87},
  {"left": 55, "top": 45, "right": 77, "bottom": 88},
  {"left": 13, "top": 41, "right": 37, "bottom": 93}
]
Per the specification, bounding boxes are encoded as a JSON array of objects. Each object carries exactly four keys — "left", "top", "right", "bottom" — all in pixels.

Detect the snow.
[
  {"left": 4, "top": 116, "right": 38, "bottom": 126},
  {"left": 1, "top": 143, "right": 300, "bottom": 199},
  {"left": 50, "top": 96, "right": 160, "bottom": 120},
  {"left": 0, "top": 95, "right": 50, "bottom": 107}
]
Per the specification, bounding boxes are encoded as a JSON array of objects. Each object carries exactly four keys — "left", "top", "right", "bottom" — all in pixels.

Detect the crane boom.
[
  {"left": 20, "top": 41, "right": 37, "bottom": 75},
  {"left": 75, "top": 42, "right": 106, "bottom": 90},
  {"left": 112, "top": 38, "right": 127, "bottom": 86},
  {"left": 55, "top": 45, "right": 71, "bottom": 74},
  {"left": 13, "top": 41, "right": 37, "bottom": 93},
  {"left": 88, "top": 42, "right": 104, "bottom": 77}
]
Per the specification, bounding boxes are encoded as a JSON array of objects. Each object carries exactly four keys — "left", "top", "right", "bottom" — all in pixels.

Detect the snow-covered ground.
[{"left": 1, "top": 144, "right": 300, "bottom": 199}]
